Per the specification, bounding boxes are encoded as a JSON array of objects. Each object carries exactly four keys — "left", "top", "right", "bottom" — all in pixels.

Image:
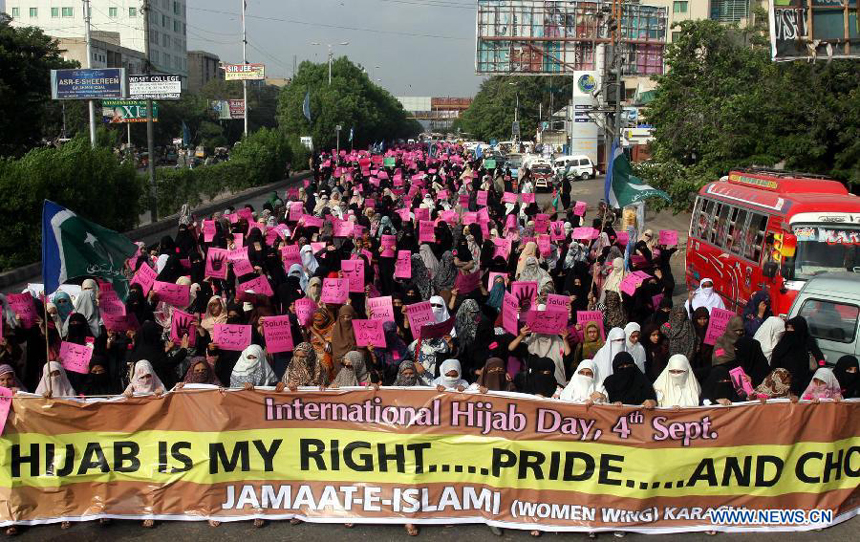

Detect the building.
[
  {"left": 5, "top": 0, "right": 188, "bottom": 79},
  {"left": 396, "top": 96, "right": 473, "bottom": 132},
  {"left": 264, "top": 77, "right": 291, "bottom": 88},
  {"left": 187, "top": 50, "right": 222, "bottom": 93},
  {"left": 55, "top": 31, "right": 147, "bottom": 73},
  {"left": 642, "top": 0, "right": 759, "bottom": 44}
]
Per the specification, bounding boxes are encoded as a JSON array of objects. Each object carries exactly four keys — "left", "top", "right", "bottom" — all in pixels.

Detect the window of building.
[
  {"left": 10, "top": 7, "right": 19, "bottom": 17},
  {"left": 183, "top": 23, "right": 187, "bottom": 36},
  {"left": 152, "top": 50, "right": 159, "bottom": 63},
  {"left": 151, "top": 30, "right": 159, "bottom": 43},
  {"left": 61, "top": 7, "right": 74, "bottom": 17},
  {"left": 671, "top": 31, "right": 681, "bottom": 42},
  {"left": 129, "top": 7, "right": 137, "bottom": 17},
  {"left": 162, "top": 34, "right": 169, "bottom": 47},
  {"left": 51, "top": 7, "right": 59, "bottom": 17},
  {"left": 673, "top": 1, "right": 688, "bottom": 14},
  {"left": 174, "top": 20, "right": 180, "bottom": 33},
  {"left": 162, "top": 14, "right": 169, "bottom": 28},
  {"left": 29, "top": 7, "right": 38, "bottom": 17},
  {"left": 174, "top": 1, "right": 181, "bottom": 15},
  {"left": 800, "top": 299, "right": 859, "bottom": 343},
  {"left": 711, "top": 0, "right": 750, "bottom": 23},
  {"left": 109, "top": 7, "right": 117, "bottom": 17}
]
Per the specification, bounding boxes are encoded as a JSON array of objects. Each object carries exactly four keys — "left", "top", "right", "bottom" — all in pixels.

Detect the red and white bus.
[{"left": 686, "top": 169, "right": 860, "bottom": 316}]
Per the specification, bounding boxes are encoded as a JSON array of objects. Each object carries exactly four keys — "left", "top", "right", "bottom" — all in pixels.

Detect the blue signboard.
[{"left": 50, "top": 68, "right": 127, "bottom": 100}]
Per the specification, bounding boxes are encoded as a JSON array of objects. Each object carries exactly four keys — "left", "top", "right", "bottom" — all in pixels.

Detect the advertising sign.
[
  {"left": 212, "top": 100, "right": 246, "bottom": 120},
  {"left": 770, "top": 1, "right": 860, "bottom": 61},
  {"left": 223, "top": 63, "right": 266, "bottom": 80},
  {"left": 128, "top": 74, "right": 182, "bottom": 100},
  {"left": 51, "top": 68, "right": 126, "bottom": 100},
  {"left": 102, "top": 100, "right": 158, "bottom": 123}
]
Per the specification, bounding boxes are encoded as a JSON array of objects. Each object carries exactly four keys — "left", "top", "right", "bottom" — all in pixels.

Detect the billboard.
[
  {"left": 223, "top": 63, "right": 266, "bottom": 80},
  {"left": 51, "top": 68, "right": 126, "bottom": 100},
  {"left": 475, "top": 1, "right": 667, "bottom": 76},
  {"left": 770, "top": 0, "right": 860, "bottom": 61},
  {"left": 102, "top": 100, "right": 158, "bottom": 123},
  {"left": 570, "top": 71, "right": 599, "bottom": 164},
  {"left": 212, "top": 99, "right": 245, "bottom": 120},
  {"left": 128, "top": 74, "right": 182, "bottom": 100}
]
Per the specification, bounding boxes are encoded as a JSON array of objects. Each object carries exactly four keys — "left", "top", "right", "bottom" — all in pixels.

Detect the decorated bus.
[{"left": 686, "top": 169, "right": 860, "bottom": 316}]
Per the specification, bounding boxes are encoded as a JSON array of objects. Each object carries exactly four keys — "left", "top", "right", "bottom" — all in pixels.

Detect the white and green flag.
[
  {"left": 42, "top": 200, "right": 138, "bottom": 299},
  {"left": 605, "top": 140, "right": 671, "bottom": 208}
]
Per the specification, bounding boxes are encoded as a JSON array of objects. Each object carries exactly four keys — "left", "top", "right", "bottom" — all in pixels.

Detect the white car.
[{"left": 553, "top": 155, "right": 597, "bottom": 180}]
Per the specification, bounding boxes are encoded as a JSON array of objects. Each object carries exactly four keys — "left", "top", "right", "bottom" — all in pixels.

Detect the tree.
[
  {"left": 277, "top": 58, "right": 419, "bottom": 150},
  {"left": 0, "top": 14, "right": 79, "bottom": 156},
  {"left": 455, "top": 75, "right": 571, "bottom": 142},
  {"left": 639, "top": 18, "right": 860, "bottom": 211}
]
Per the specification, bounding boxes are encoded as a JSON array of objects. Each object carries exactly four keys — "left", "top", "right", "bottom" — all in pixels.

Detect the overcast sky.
[{"left": 187, "top": 0, "right": 485, "bottom": 97}]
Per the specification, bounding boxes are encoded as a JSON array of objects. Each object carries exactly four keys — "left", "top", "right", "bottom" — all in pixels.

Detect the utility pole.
[
  {"left": 142, "top": 0, "right": 158, "bottom": 222},
  {"left": 241, "top": 0, "right": 248, "bottom": 136},
  {"left": 328, "top": 45, "right": 333, "bottom": 85},
  {"left": 82, "top": 0, "right": 96, "bottom": 147}
]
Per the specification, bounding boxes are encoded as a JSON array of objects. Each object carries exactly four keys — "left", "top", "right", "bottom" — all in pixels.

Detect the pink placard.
[
  {"left": 281, "top": 244, "right": 301, "bottom": 267},
  {"left": 505, "top": 214, "right": 517, "bottom": 230},
  {"left": 534, "top": 214, "right": 550, "bottom": 234},
  {"left": 573, "top": 227, "right": 599, "bottom": 240},
  {"left": 239, "top": 275, "right": 274, "bottom": 297},
  {"left": 418, "top": 220, "right": 436, "bottom": 244},
  {"left": 414, "top": 208, "right": 430, "bottom": 222},
  {"left": 405, "top": 302, "right": 435, "bottom": 334},
  {"left": 380, "top": 235, "right": 397, "bottom": 258},
  {"left": 367, "top": 296, "right": 395, "bottom": 323},
  {"left": 394, "top": 251, "right": 412, "bottom": 279},
  {"left": 302, "top": 215, "right": 324, "bottom": 228},
  {"left": 341, "top": 259, "right": 365, "bottom": 293},
  {"left": 102, "top": 311, "right": 140, "bottom": 333},
  {"left": 550, "top": 221, "right": 566, "bottom": 241},
  {"left": 205, "top": 248, "right": 229, "bottom": 280},
  {"left": 170, "top": 309, "right": 197, "bottom": 347},
  {"left": 130, "top": 263, "right": 158, "bottom": 295},
  {"left": 729, "top": 366, "right": 755, "bottom": 398},
  {"left": 7, "top": 293, "right": 37, "bottom": 329},
  {"left": 437, "top": 190, "right": 449, "bottom": 200},
  {"left": 577, "top": 311, "right": 606, "bottom": 340},
  {"left": 288, "top": 201, "right": 304, "bottom": 222},
  {"left": 659, "top": 230, "right": 679, "bottom": 246},
  {"left": 321, "top": 278, "right": 349, "bottom": 304},
  {"left": 620, "top": 273, "right": 646, "bottom": 296},
  {"left": 440, "top": 210, "right": 458, "bottom": 224},
  {"left": 203, "top": 220, "right": 216, "bottom": 243},
  {"left": 522, "top": 192, "right": 536, "bottom": 204},
  {"left": 458, "top": 194, "right": 470, "bottom": 208},
  {"left": 511, "top": 281, "right": 538, "bottom": 311},
  {"left": 0, "top": 386, "right": 12, "bottom": 435},
  {"left": 502, "top": 291, "right": 520, "bottom": 336},
  {"left": 493, "top": 238, "right": 512, "bottom": 260},
  {"left": 99, "top": 290, "right": 125, "bottom": 318},
  {"left": 233, "top": 232, "right": 244, "bottom": 248},
  {"left": 396, "top": 207, "right": 411, "bottom": 223},
  {"left": 502, "top": 192, "right": 518, "bottom": 204},
  {"left": 152, "top": 281, "right": 190, "bottom": 307},
  {"left": 294, "top": 298, "right": 317, "bottom": 326},
  {"left": 616, "top": 231, "right": 630, "bottom": 246},
  {"left": 454, "top": 271, "right": 480, "bottom": 295},
  {"left": 526, "top": 308, "right": 568, "bottom": 335},
  {"left": 59, "top": 341, "right": 93, "bottom": 374},
  {"left": 477, "top": 190, "right": 488, "bottom": 206},
  {"left": 352, "top": 319, "right": 387, "bottom": 348},
  {"left": 332, "top": 218, "right": 354, "bottom": 237},
  {"left": 262, "top": 315, "right": 295, "bottom": 353},
  {"left": 227, "top": 247, "right": 254, "bottom": 276},
  {"left": 462, "top": 212, "right": 478, "bottom": 225},
  {"left": 546, "top": 293, "right": 570, "bottom": 312},
  {"left": 213, "top": 323, "right": 252, "bottom": 351},
  {"left": 537, "top": 234, "right": 551, "bottom": 257},
  {"left": 477, "top": 207, "right": 490, "bottom": 224},
  {"left": 704, "top": 308, "right": 735, "bottom": 346},
  {"left": 574, "top": 201, "right": 587, "bottom": 216}
]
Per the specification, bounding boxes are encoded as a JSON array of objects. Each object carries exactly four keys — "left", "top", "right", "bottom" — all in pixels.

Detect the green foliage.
[
  {"left": 640, "top": 19, "right": 860, "bottom": 211},
  {"left": 0, "top": 14, "right": 79, "bottom": 156},
  {"left": 278, "top": 58, "right": 419, "bottom": 150},
  {"left": 154, "top": 128, "right": 292, "bottom": 216},
  {"left": 456, "top": 76, "right": 569, "bottom": 142},
  {"left": 0, "top": 136, "right": 143, "bottom": 270}
]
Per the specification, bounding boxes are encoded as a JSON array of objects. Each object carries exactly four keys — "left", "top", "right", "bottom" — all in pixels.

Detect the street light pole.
[
  {"left": 82, "top": 0, "right": 96, "bottom": 147},
  {"left": 142, "top": 0, "right": 158, "bottom": 222},
  {"left": 328, "top": 44, "right": 333, "bottom": 85},
  {"left": 241, "top": 0, "right": 248, "bottom": 136}
]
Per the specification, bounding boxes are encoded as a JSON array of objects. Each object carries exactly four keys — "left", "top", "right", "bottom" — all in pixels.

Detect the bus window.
[
  {"left": 744, "top": 213, "right": 768, "bottom": 262},
  {"left": 729, "top": 208, "right": 748, "bottom": 255},
  {"left": 799, "top": 299, "right": 859, "bottom": 343},
  {"left": 698, "top": 199, "right": 714, "bottom": 239},
  {"left": 711, "top": 203, "right": 730, "bottom": 248}
]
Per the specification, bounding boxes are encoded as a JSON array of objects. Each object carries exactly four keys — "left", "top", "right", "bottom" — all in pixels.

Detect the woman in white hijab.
[
  {"left": 300, "top": 245, "right": 319, "bottom": 275},
  {"left": 591, "top": 328, "right": 627, "bottom": 385},
  {"left": 624, "top": 322, "right": 647, "bottom": 373},
  {"left": 419, "top": 244, "right": 439, "bottom": 279},
  {"left": 600, "top": 257, "right": 625, "bottom": 303},
  {"left": 71, "top": 285, "right": 101, "bottom": 338},
  {"left": 123, "top": 360, "right": 166, "bottom": 396},
  {"left": 429, "top": 295, "right": 450, "bottom": 324},
  {"left": 753, "top": 316, "right": 785, "bottom": 364},
  {"left": 685, "top": 278, "right": 725, "bottom": 315},
  {"left": 653, "top": 354, "right": 701, "bottom": 407},
  {"left": 433, "top": 359, "right": 469, "bottom": 391},
  {"left": 35, "top": 361, "right": 76, "bottom": 397},
  {"left": 230, "top": 345, "right": 277, "bottom": 387},
  {"left": 288, "top": 264, "right": 309, "bottom": 292},
  {"left": 559, "top": 360, "right": 606, "bottom": 403}
]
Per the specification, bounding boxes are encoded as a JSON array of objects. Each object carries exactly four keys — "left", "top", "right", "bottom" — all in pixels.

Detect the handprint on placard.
[
  {"left": 210, "top": 252, "right": 226, "bottom": 272},
  {"left": 515, "top": 285, "right": 535, "bottom": 312},
  {"left": 174, "top": 312, "right": 193, "bottom": 337}
]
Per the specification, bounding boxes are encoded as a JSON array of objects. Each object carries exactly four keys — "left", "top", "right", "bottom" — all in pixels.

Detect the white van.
[
  {"left": 553, "top": 155, "right": 597, "bottom": 180},
  {"left": 787, "top": 273, "right": 860, "bottom": 366}
]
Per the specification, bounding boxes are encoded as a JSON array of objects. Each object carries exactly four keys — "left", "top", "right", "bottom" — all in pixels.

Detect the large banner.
[
  {"left": 1, "top": 389, "right": 858, "bottom": 532},
  {"left": 770, "top": 1, "right": 860, "bottom": 61}
]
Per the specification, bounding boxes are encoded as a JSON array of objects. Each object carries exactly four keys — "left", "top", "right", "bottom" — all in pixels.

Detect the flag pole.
[{"left": 43, "top": 297, "right": 53, "bottom": 396}]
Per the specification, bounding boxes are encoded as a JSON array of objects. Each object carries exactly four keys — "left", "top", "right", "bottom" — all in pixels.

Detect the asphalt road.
[{"left": 8, "top": 175, "right": 857, "bottom": 540}]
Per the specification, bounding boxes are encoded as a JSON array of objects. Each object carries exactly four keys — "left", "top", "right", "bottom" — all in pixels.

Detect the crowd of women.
[{"left": 0, "top": 142, "right": 857, "bottom": 537}]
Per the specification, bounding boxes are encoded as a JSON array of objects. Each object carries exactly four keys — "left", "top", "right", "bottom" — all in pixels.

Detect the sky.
[{"left": 187, "top": 0, "right": 486, "bottom": 97}]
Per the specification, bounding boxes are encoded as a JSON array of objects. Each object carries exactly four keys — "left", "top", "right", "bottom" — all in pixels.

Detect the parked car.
[
  {"left": 787, "top": 273, "right": 860, "bottom": 366},
  {"left": 530, "top": 162, "right": 555, "bottom": 192},
  {"left": 553, "top": 155, "right": 597, "bottom": 180}
]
